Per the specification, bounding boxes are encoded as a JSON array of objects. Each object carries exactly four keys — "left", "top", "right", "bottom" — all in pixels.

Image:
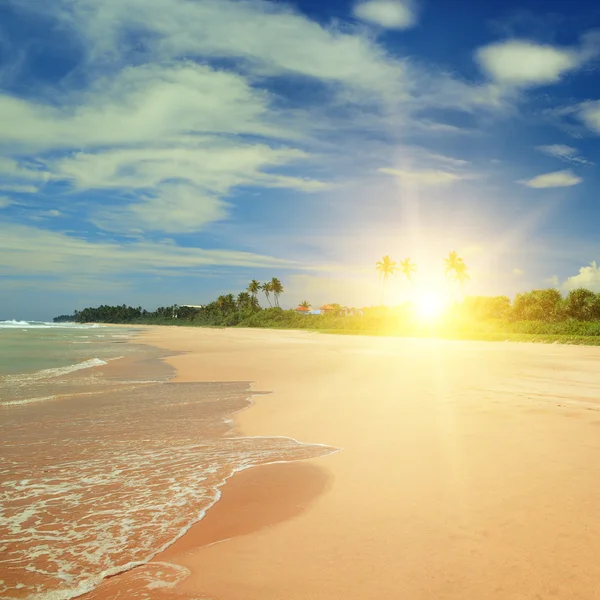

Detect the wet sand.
[{"left": 91, "top": 327, "right": 600, "bottom": 599}]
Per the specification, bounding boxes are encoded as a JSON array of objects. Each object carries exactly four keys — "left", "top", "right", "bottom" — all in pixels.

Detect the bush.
[
  {"left": 565, "top": 288, "right": 600, "bottom": 321},
  {"left": 461, "top": 295, "right": 511, "bottom": 320},
  {"left": 511, "top": 289, "right": 565, "bottom": 322}
]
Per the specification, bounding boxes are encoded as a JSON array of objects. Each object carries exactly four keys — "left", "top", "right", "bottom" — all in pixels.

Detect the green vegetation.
[
  {"left": 54, "top": 284, "right": 600, "bottom": 346},
  {"left": 51, "top": 255, "right": 600, "bottom": 346}
]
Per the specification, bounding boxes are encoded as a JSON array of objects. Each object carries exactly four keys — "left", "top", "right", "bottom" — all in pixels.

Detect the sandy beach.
[{"left": 86, "top": 327, "right": 600, "bottom": 599}]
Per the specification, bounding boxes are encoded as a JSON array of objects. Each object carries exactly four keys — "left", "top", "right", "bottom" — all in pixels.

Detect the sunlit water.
[{"left": 0, "top": 325, "right": 336, "bottom": 599}]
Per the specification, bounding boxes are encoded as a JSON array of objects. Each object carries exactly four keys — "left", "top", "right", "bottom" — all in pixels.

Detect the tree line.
[
  {"left": 55, "top": 286, "right": 600, "bottom": 327},
  {"left": 55, "top": 278, "right": 285, "bottom": 326}
]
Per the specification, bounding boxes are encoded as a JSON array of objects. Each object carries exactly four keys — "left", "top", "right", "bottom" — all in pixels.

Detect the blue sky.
[{"left": 1, "top": 0, "right": 600, "bottom": 319}]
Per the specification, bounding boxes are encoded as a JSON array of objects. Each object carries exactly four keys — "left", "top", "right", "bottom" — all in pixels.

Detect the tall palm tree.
[
  {"left": 261, "top": 282, "right": 273, "bottom": 307},
  {"left": 444, "top": 251, "right": 469, "bottom": 300},
  {"left": 454, "top": 261, "right": 470, "bottom": 296},
  {"left": 270, "top": 277, "right": 284, "bottom": 307},
  {"left": 375, "top": 255, "right": 397, "bottom": 305},
  {"left": 443, "top": 250, "right": 463, "bottom": 280},
  {"left": 299, "top": 300, "right": 311, "bottom": 309},
  {"left": 399, "top": 258, "right": 417, "bottom": 283},
  {"left": 247, "top": 280, "right": 261, "bottom": 301}
]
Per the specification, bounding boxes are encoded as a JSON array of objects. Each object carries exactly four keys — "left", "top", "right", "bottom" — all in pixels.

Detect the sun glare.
[{"left": 415, "top": 291, "right": 447, "bottom": 322}]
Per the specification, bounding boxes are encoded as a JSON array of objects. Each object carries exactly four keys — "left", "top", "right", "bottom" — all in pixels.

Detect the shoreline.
[
  {"left": 81, "top": 327, "right": 600, "bottom": 599},
  {"left": 92, "top": 321, "right": 600, "bottom": 346},
  {"left": 77, "top": 326, "right": 338, "bottom": 600}
]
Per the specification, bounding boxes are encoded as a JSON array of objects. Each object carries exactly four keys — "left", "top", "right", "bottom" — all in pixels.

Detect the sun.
[{"left": 414, "top": 291, "right": 447, "bottom": 322}]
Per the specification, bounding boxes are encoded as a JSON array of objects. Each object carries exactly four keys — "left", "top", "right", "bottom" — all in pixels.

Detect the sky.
[{"left": 1, "top": 0, "right": 600, "bottom": 319}]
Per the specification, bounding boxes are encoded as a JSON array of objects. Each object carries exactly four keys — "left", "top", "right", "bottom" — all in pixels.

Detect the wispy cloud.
[
  {"left": 0, "top": 64, "right": 287, "bottom": 152},
  {"left": 536, "top": 144, "right": 593, "bottom": 166},
  {"left": 53, "top": 141, "right": 327, "bottom": 233},
  {"left": 379, "top": 168, "right": 467, "bottom": 185},
  {"left": 0, "top": 0, "right": 511, "bottom": 240},
  {"left": 0, "top": 222, "right": 303, "bottom": 278},
  {"left": 518, "top": 169, "right": 582, "bottom": 188}
]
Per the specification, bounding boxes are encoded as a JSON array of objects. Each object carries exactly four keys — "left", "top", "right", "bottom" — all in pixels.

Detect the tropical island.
[{"left": 55, "top": 253, "right": 600, "bottom": 345}]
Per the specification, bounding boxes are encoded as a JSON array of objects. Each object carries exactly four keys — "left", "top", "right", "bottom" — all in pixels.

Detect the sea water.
[{"left": 0, "top": 323, "right": 336, "bottom": 599}]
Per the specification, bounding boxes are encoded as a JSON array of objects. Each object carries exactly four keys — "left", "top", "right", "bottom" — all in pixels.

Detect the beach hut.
[
  {"left": 295, "top": 306, "right": 311, "bottom": 315},
  {"left": 320, "top": 304, "right": 335, "bottom": 314}
]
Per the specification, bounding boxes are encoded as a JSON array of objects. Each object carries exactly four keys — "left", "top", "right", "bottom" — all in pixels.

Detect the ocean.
[
  {"left": 0, "top": 321, "right": 138, "bottom": 405},
  {"left": 0, "top": 322, "right": 335, "bottom": 599}
]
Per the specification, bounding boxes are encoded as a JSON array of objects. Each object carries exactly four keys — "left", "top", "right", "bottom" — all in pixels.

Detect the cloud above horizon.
[
  {"left": 562, "top": 261, "right": 600, "bottom": 292},
  {"left": 519, "top": 169, "right": 583, "bottom": 188},
  {"left": 353, "top": 0, "right": 417, "bottom": 29}
]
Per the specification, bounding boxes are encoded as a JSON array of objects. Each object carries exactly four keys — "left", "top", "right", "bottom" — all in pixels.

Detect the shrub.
[
  {"left": 510, "top": 289, "right": 564, "bottom": 322},
  {"left": 565, "top": 288, "right": 600, "bottom": 321}
]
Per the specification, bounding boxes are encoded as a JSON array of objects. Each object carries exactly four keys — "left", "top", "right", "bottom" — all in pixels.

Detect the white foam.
[
  {"left": 1, "top": 395, "right": 57, "bottom": 406},
  {"left": 0, "top": 320, "right": 103, "bottom": 329},
  {"left": 4, "top": 358, "right": 108, "bottom": 385}
]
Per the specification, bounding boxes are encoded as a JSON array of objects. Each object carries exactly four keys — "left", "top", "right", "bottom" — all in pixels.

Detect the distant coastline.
[{"left": 53, "top": 300, "right": 600, "bottom": 346}]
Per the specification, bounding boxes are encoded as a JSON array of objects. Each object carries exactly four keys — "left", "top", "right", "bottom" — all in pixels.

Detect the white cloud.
[
  {"left": 0, "top": 0, "right": 557, "bottom": 248},
  {"left": 52, "top": 141, "right": 327, "bottom": 233},
  {"left": 0, "top": 196, "right": 13, "bottom": 208},
  {"left": 513, "top": 268, "right": 524, "bottom": 276},
  {"left": 379, "top": 167, "right": 467, "bottom": 185},
  {"left": 353, "top": 0, "right": 417, "bottom": 30},
  {"left": 578, "top": 101, "right": 600, "bottom": 133},
  {"left": 53, "top": 142, "right": 316, "bottom": 192},
  {"left": 40, "top": 0, "right": 409, "bottom": 104},
  {"left": 536, "top": 144, "right": 592, "bottom": 166},
  {"left": 0, "top": 222, "right": 302, "bottom": 278},
  {"left": 476, "top": 40, "right": 582, "bottom": 87},
  {"left": 0, "top": 63, "right": 285, "bottom": 152},
  {"left": 519, "top": 169, "right": 582, "bottom": 189},
  {"left": 22, "top": 0, "right": 508, "bottom": 114},
  {"left": 93, "top": 183, "right": 230, "bottom": 234},
  {"left": 562, "top": 262, "right": 600, "bottom": 292}
]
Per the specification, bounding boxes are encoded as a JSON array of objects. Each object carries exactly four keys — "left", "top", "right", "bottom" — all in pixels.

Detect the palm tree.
[
  {"left": 247, "top": 280, "right": 261, "bottom": 301},
  {"left": 443, "top": 250, "right": 463, "bottom": 280},
  {"left": 399, "top": 258, "right": 417, "bottom": 283},
  {"left": 270, "top": 277, "right": 284, "bottom": 307},
  {"left": 454, "top": 261, "right": 470, "bottom": 296},
  {"left": 237, "top": 291, "right": 251, "bottom": 310},
  {"left": 261, "top": 282, "right": 273, "bottom": 307},
  {"left": 375, "top": 255, "right": 397, "bottom": 305},
  {"left": 443, "top": 251, "right": 469, "bottom": 300},
  {"left": 299, "top": 300, "right": 311, "bottom": 309}
]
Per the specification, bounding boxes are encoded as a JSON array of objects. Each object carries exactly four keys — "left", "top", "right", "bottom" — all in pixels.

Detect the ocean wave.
[
  {"left": 3, "top": 358, "right": 109, "bottom": 385},
  {"left": 0, "top": 320, "right": 102, "bottom": 329}
]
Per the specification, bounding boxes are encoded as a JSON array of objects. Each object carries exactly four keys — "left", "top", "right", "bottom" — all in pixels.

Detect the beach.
[
  {"left": 81, "top": 327, "right": 600, "bottom": 599},
  {"left": 5, "top": 326, "right": 600, "bottom": 599}
]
